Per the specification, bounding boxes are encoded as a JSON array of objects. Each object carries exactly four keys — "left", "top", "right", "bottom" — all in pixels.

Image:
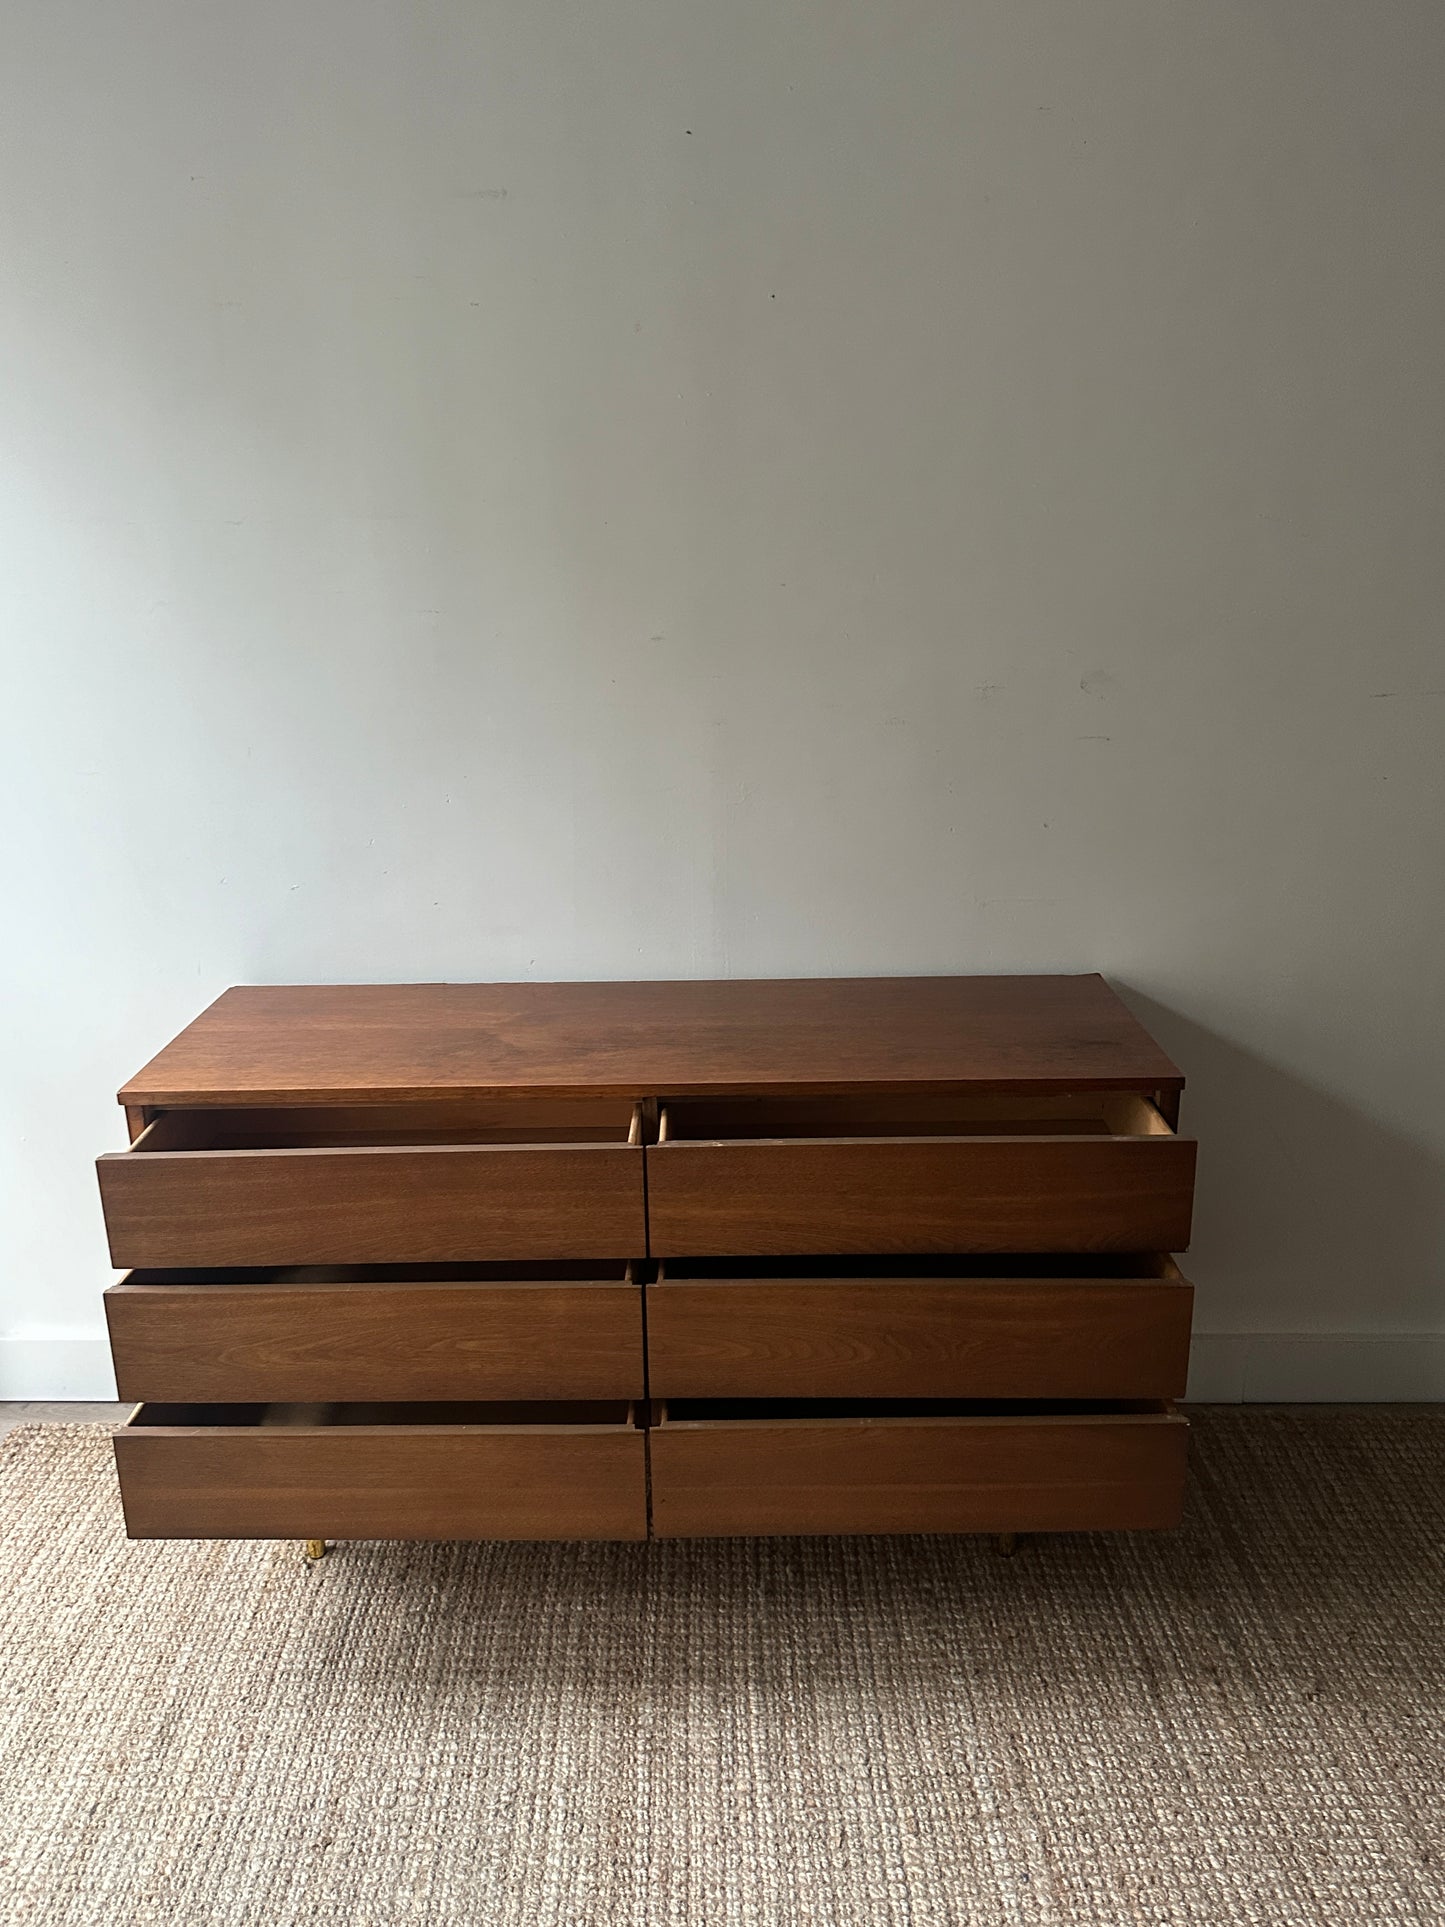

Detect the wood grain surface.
[
  {"left": 650, "top": 1403, "right": 1189, "bottom": 1537},
  {"left": 106, "top": 1271, "right": 644, "bottom": 1401},
  {"left": 646, "top": 1262, "right": 1193, "bottom": 1398},
  {"left": 114, "top": 1404, "right": 647, "bottom": 1540},
  {"left": 645, "top": 1135, "right": 1196, "bottom": 1255},
  {"left": 97, "top": 1141, "right": 646, "bottom": 1267},
  {"left": 116, "top": 976, "right": 1184, "bottom": 1106}
]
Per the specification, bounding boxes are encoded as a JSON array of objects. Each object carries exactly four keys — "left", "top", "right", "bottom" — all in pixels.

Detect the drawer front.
[
  {"left": 97, "top": 1143, "right": 645, "bottom": 1267},
  {"left": 106, "top": 1274, "right": 644, "bottom": 1402},
  {"left": 646, "top": 1137, "right": 1195, "bottom": 1255},
  {"left": 646, "top": 1266, "right": 1193, "bottom": 1400},
  {"left": 650, "top": 1405, "right": 1188, "bottom": 1537},
  {"left": 114, "top": 1406, "right": 647, "bottom": 1540}
]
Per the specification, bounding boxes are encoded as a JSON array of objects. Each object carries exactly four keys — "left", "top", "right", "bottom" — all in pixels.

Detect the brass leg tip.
[
  {"left": 994, "top": 1532, "right": 1019, "bottom": 1558},
  {"left": 304, "top": 1539, "right": 327, "bottom": 1562}
]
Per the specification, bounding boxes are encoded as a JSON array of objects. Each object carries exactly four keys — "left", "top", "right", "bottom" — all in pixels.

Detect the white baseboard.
[
  {"left": 0, "top": 1338, "right": 117, "bottom": 1400},
  {"left": 1186, "top": 1333, "right": 1445, "bottom": 1402},
  {"left": 0, "top": 1334, "right": 1440, "bottom": 1405}
]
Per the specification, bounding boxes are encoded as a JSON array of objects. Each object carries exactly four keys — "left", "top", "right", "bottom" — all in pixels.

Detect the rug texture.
[{"left": 0, "top": 1411, "right": 1440, "bottom": 1926}]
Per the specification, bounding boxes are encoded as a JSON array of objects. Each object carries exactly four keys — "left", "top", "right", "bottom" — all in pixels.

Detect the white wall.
[{"left": 2, "top": 2, "right": 1443, "bottom": 1399}]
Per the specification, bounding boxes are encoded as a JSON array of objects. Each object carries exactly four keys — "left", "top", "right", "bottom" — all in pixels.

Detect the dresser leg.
[
  {"left": 994, "top": 1532, "right": 1019, "bottom": 1557},
  {"left": 304, "top": 1539, "right": 327, "bottom": 1562}
]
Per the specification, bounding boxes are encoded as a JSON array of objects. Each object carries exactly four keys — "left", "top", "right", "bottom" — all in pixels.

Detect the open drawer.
[
  {"left": 646, "top": 1093, "right": 1195, "bottom": 1255},
  {"left": 113, "top": 1400, "right": 647, "bottom": 1541},
  {"left": 647, "top": 1255, "right": 1193, "bottom": 1400},
  {"left": 106, "top": 1261, "right": 644, "bottom": 1403},
  {"left": 649, "top": 1397, "right": 1188, "bottom": 1537},
  {"left": 97, "top": 1100, "right": 645, "bottom": 1267}
]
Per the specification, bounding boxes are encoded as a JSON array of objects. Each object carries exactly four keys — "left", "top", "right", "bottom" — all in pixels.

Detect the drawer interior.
[
  {"left": 120, "top": 1261, "right": 635, "bottom": 1287},
  {"left": 126, "top": 1400, "right": 637, "bottom": 1429},
  {"left": 658, "top": 1398, "right": 1173, "bottom": 1423},
  {"left": 131, "top": 1099, "right": 642, "bottom": 1152},
  {"left": 658, "top": 1093, "right": 1173, "bottom": 1142}
]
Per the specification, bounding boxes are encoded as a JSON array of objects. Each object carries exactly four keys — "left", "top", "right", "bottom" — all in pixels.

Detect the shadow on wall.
[{"left": 1114, "top": 989, "right": 1445, "bottom": 1346}]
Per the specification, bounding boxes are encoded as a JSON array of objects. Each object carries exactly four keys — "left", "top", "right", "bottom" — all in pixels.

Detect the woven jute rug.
[{"left": 0, "top": 1412, "right": 1440, "bottom": 1926}]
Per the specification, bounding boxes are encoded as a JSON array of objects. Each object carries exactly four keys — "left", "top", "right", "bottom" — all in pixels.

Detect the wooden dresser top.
[{"left": 119, "top": 976, "right": 1182, "bottom": 1106}]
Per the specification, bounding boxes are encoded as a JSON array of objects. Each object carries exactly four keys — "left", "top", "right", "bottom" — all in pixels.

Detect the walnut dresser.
[{"left": 98, "top": 976, "right": 1197, "bottom": 1555}]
